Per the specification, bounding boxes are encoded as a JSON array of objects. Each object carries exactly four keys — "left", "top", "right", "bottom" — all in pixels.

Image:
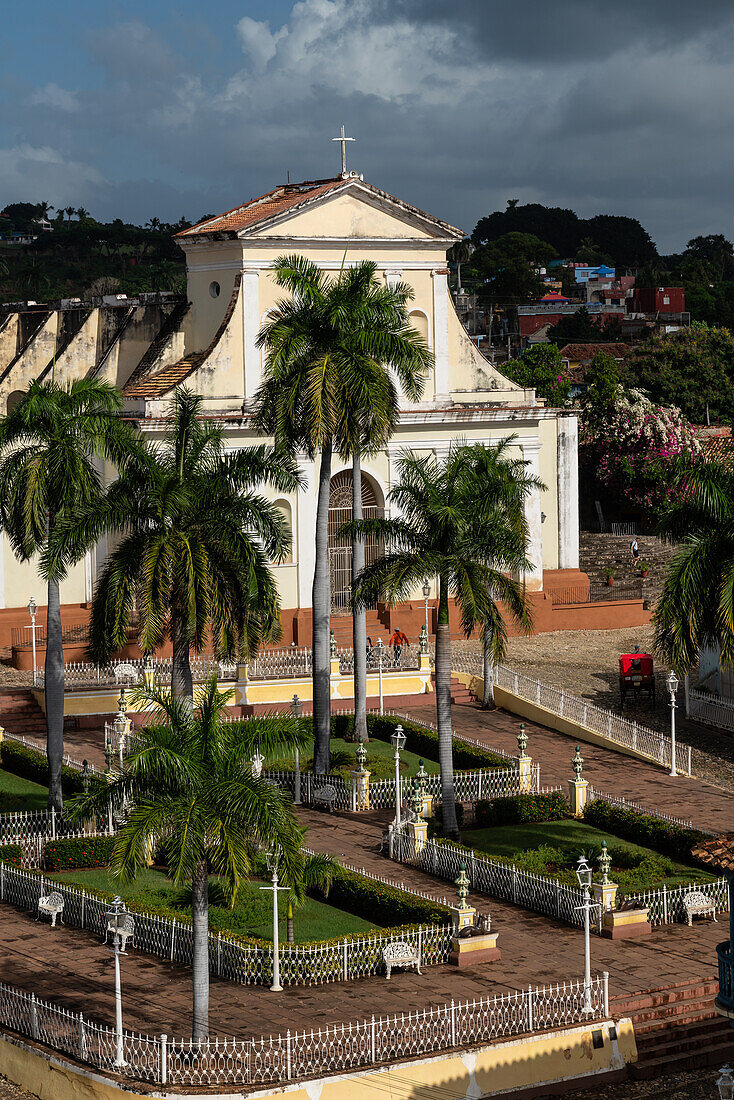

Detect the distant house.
[
  {"left": 558, "top": 342, "right": 629, "bottom": 395},
  {"left": 630, "top": 287, "right": 685, "bottom": 315},
  {"left": 518, "top": 302, "right": 625, "bottom": 343}
]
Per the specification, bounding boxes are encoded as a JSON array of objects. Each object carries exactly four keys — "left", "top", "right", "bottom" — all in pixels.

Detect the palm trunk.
[
  {"left": 482, "top": 624, "right": 495, "bottom": 708},
  {"left": 171, "top": 593, "right": 193, "bottom": 711},
  {"left": 352, "top": 449, "right": 368, "bottom": 743},
  {"left": 191, "top": 858, "right": 209, "bottom": 1041},
  {"left": 287, "top": 899, "right": 294, "bottom": 945},
  {"left": 435, "top": 574, "right": 458, "bottom": 839},
  {"left": 45, "top": 575, "right": 64, "bottom": 812},
  {"left": 313, "top": 438, "right": 333, "bottom": 775}
]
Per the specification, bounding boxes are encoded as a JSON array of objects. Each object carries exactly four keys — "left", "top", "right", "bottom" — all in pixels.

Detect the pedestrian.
[
  {"left": 629, "top": 538, "right": 639, "bottom": 564},
  {"left": 388, "top": 627, "right": 409, "bottom": 666},
  {"left": 366, "top": 635, "right": 373, "bottom": 667}
]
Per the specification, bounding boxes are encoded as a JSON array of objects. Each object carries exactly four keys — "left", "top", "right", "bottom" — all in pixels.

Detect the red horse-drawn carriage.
[{"left": 619, "top": 647, "right": 655, "bottom": 707}]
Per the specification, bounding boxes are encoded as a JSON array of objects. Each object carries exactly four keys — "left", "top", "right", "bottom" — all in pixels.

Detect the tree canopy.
[
  {"left": 503, "top": 344, "right": 571, "bottom": 406},
  {"left": 626, "top": 324, "right": 734, "bottom": 424}
]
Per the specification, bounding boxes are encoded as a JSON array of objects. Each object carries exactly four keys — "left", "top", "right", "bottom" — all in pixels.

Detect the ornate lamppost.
[
  {"left": 290, "top": 693, "right": 302, "bottom": 805},
  {"left": 260, "top": 847, "right": 289, "bottom": 992},
  {"left": 106, "top": 895, "right": 128, "bottom": 1068},
  {"left": 391, "top": 724, "right": 406, "bottom": 825},
  {"left": 422, "top": 580, "right": 431, "bottom": 638},
  {"left": 666, "top": 669, "right": 679, "bottom": 777},
  {"left": 575, "top": 854, "right": 595, "bottom": 1016},
  {"left": 27, "top": 596, "right": 38, "bottom": 686},
  {"left": 376, "top": 638, "right": 385, "bottom": 715}
]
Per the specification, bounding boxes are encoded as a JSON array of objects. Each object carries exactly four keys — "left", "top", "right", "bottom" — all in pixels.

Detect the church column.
[
  {"left": 296, "top": 455, "right": 317, "bottom": 609},
  {"left": 241, "top": 267, "right": 261, "bottom": 399},
  {"left": 431, "top": 268, "right": 451, "bottom": 402},
  {"left": 557, "top": 414, "right": 580, "bottom": 570},
  {"left": 521, "top": 439, "right": 544, "bottom": 592}
]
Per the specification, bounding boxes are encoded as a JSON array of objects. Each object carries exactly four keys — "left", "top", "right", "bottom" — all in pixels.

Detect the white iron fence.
[
  {"left": 0, "top": 862, "right": 451, "bottom": 987},
  {"left": 393, "top": 834, "right": 592, "bottom": 931},
  {"left": 623, "top": 877, "right": 729, "bottom": 925},
  {"left": 369, "top": 765, "right": 538, "bottom": 809},
  {"left": 448, "top": 647, "right": 691, "bottom": 776},
  {"left": 687, "top": 688, "right": 734, "bottom": 733},
  {"left": 0, "top": 811, "right": 108, "bottom": 867},
  {"left": 0, "top": 972, "right": 609, "bottom": 1087},
  {"left": 2, "top": 729, "right": 100, "bottom": 778},
  {"left": 35, "top": 655, "right": 237, "bottom": 690}
]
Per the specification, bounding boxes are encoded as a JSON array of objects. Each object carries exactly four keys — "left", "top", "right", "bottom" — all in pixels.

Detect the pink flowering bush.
[{"left": 580, "top": 389, "right": 699, "bottom": 512}]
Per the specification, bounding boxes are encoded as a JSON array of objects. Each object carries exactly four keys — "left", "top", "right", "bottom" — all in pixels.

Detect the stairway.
[
  {"left": 580, "top": 532, "right": 677, "bottom": 604},
  {"left": 329, "top": 610, "right": 389, "bottom": 647},
  {"left": 0, "top": 689, "right": 47, "bottom": 739},
  {"left": 611, "top": 979, "right": 734, "bottom": 1079}
]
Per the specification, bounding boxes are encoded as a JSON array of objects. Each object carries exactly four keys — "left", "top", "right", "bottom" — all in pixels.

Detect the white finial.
[{"left": 331, "top": 124, "right": 355, "bottom": 176}]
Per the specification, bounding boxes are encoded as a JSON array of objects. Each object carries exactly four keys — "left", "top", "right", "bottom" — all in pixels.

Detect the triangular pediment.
[{"left": 242, "top": 181, "right": 462, "bottom": 243}]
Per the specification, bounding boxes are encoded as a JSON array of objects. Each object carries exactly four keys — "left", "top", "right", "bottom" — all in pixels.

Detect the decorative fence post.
[
  {"left": 404, "top": 782, "right": 429, "bottom": 855},
  {"left": 351, "top": 736, "right": 371, "bottom": 812},
  {"left": 517, "top": 724, "right": 532, "bottom": 793},
  {"left": 568, "top": 746, "right": 589, "bottom": 817},
  {"left": 159, "top": 1034, "right": 168, "bottom": 1085}
]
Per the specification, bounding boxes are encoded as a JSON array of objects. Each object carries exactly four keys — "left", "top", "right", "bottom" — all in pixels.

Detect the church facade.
[{"left": 0, "top": 173, "right": 583, "bottom": 647}]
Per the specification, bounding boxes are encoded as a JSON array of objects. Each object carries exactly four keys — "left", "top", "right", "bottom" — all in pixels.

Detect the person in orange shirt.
[{"left": 388, "top": 628, "right": 409, "bottom": 666}]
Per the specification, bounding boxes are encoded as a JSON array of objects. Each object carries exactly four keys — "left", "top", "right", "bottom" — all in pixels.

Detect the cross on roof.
[{"left": 331, "top": 125, "right": 355, "bottom": 176}]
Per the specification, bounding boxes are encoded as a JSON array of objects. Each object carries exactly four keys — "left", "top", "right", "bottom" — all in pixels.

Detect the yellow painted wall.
[
  {"left": 539, "top": 417, "right": 559, "bottom": 570},
  {"left": 0, "top": 313, "right": 19, "bottom": 373},
  {"left": 3, "top": 537, "right": 87, "bottom": 608},
  {"left": 0, "top": 1018, "right": 636, "bottom": 1100},
  {"left": 258, "top": 191, "right": 439, "bottom": 240},
  {"left": 447, "top": 298, "right": 521, "bottom": 397}
]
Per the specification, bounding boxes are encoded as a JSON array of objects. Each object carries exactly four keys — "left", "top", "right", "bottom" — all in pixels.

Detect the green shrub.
[
  {"left": 0, "top": 844, "right": 23, "bottom": 867},
  {"left": 0, "top": 740, "right": 84, "bottom": 796},
  {"left": 474, "top": 791, "right": 569, "bottom": 827},
  {"left": 583, "top": 800, "right": 706, "bottom": 863},
  {"left": 317, "top": 863, "right": 450, "bottom": 927},
  {"left": 359, "top": 714, "right": 510, "bottom": 770},
  {"left": 42, "top": 836, "right": 116, "bottom": 871}
]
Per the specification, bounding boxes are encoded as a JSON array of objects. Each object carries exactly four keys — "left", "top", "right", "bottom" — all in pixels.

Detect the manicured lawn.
[
  {"left": 268, "top": 736, "right": 440, "bottom": 780},
  {"left": 462, "top": 819, "right": 713, "bottom": 894},
  {"left": 49, "top": 867, "right": 382, "bottom": 943},
  {"left": 0, "top": 767, "right": 48, "bottom": 811}
]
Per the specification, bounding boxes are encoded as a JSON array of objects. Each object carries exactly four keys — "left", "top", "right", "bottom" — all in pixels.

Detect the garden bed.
[
  {"left": 268, "top": 735, "right": 439, "bottom": 780},
  {"left": 462, "top": 818, "right": 714, "bottom": 894},
  {"left": 0, "top": 767, "right": 48, "bottom": 812}
]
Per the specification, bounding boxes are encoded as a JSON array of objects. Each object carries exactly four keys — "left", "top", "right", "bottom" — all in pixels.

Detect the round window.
[{"left": 209, "top": 281, "right": 221, "bottom": 299}]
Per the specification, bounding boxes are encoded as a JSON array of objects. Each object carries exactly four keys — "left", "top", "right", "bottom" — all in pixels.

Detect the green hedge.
[
  {"left": 336, "top": 713, "right": 510, "bottom": 770},
  {"left": 42, "top": 836, "right": 116, "bottom": 871},
  {"left": 0, "top": 844, "right": 23, "bottom": 867},
  {"left": 315, "top": 863, "right": 450, "bottom": 927},
  {"left": 0, "top": 740, "right": 84, "bottom": 796},
  {"left": 473, "top": 791, "right": 569, "bottom": 828},
  {"left": 583, "top": 800, "right": 707, "bottom": 864}
]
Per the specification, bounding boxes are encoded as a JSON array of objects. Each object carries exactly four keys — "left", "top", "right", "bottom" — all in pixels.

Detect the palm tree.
[
  {"left": 57, "top": 387, "right": 300, "bottom": 707},
  {"left": 67, "top": 678, "right": 304, "bottom": 1039},
  {"left": 448, "top": 239, "right": 475, "bottom": 294},
  {"left": 349, "top": 444, "right": 535, "bottom": 838},
  {"left": 282, "top": 850, "right": 336, "bottom": 944},
  {"left": 463, "top": 440, "right": 542, "bottom": 707},
  {"left": 63, "top": 206, "right": 75, "bottom": 222},
  {"left": 254, "top": 256, "right": 430, "bottom": 766},
  {"left": 654, "top": 459, "right": 734, "bottom": 669},
  {"left": 0, "top": 379, "right": 133, "bottom": 810}
]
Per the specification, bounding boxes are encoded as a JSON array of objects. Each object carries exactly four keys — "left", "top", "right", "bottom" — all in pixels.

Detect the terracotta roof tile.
[
  {"left": 691, "top": 833, "right": 734, "bottom": 873},
  {"left": 559, "top": 343, "right": 630, "bottom": 362},
  {"left": 177, "top": 180, "right": 345, "bottom": 238}
]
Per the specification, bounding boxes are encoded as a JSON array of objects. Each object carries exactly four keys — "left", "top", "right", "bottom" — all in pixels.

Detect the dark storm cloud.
[
  {"left": 377, "top": 0, "right": 734, "bottom": 61},
  {"left": 2, "top": 1, "right": 734, "bottom": 252}
]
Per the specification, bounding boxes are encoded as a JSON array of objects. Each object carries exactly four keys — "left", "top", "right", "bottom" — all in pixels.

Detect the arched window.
[
  {"left": 6, "top": 391, "right": 23, "bottom": 414},
  {"left": 273, "top": 499, "right": 293, "bottom": 564},
  {"left": 409, "top": 309, "right": 431, "bottom": 349}
]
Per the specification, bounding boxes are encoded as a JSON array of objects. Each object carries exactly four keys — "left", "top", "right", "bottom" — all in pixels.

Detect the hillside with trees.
[{"left": 0, "top": 202, "right": 188, "bottom": 302}]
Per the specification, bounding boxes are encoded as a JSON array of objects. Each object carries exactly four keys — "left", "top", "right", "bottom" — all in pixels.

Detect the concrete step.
[
  {"left": 611, "top": 979, "right": 718, "bottom": 1016},
  {"left": 637, "top": 1016, "right": 732, "bottom": 1053},
  {"left": 629, "top": 1037, "right": 734, "bottom": 1079}
]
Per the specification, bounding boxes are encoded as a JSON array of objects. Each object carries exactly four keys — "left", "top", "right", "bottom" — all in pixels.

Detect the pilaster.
[
  {"left": 557, "top": 415, "right": 580, "bottom": 570},
  {"left": 241, "top": 267, "right": 261, "bottom": 399},
  {"left": 521, "top": 439, "right": 543, "bottom": 591},
  {"left": 431, "top": 269, "right": 450, "bottom": 402}
]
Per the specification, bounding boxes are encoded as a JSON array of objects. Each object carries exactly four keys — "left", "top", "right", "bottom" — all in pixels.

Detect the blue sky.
[{"left": 3, "top": 1, "right": 734, "bottom": 250}]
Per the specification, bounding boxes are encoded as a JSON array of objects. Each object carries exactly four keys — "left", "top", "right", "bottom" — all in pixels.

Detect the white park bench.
[
  {"left": 313, "top": 785, "right": 337, "bottom": 813},
  {"left": 114, "top": 663, "right": 139, "bottom": 685},
  {"left": 37, "top": 892, "right": 64, "bottom": 928},
  {"left": 683, "top": 890, "right": 718, "bottom": 926},
  {"left": 105, "top": 912, "right": 135, "bottom": 953},
  {"left": 383, "top": 940, "right": 421, "bottom": 980}
]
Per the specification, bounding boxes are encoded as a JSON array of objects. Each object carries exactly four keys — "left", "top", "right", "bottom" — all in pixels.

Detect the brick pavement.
[
  {"left": 0, "top": 805, "right": 723, "bottom": 1043},
  {"left": 403, "top": 701, "right": 734, "bottom": 834}
]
